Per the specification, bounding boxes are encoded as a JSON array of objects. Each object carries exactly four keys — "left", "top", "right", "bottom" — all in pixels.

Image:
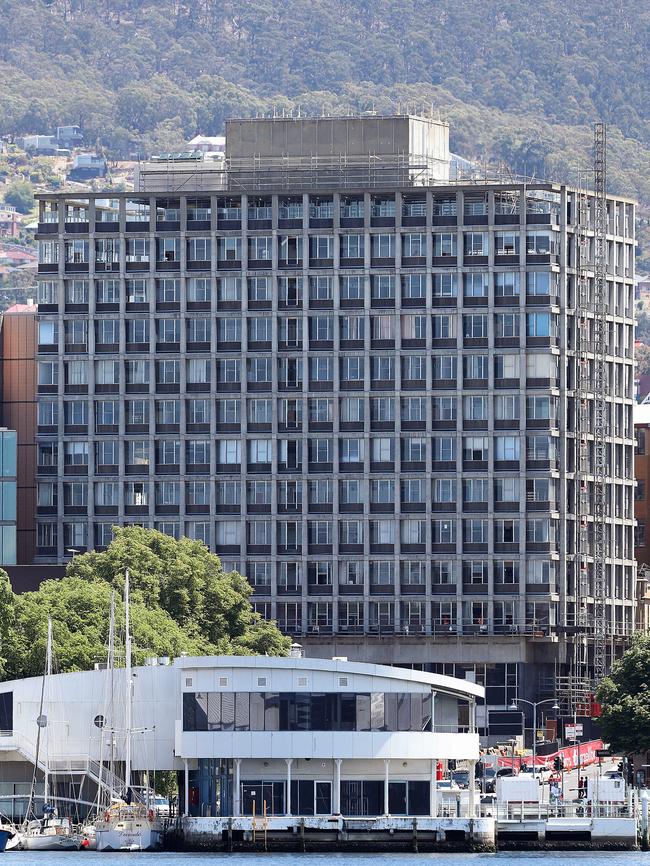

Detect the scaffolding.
[
  {"left": 572, "top": 164, "right": 592, "bottom": 713},
  {"left": 564, "top": 123, "right": 609, "bottom": 717},
  {"left": 592, "top": 122, "right": 608, "bottom": 683}
]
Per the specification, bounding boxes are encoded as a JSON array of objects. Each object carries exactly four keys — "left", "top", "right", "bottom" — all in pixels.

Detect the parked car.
[
  {"left": 152, "top": 795, "right": 171, "bottom": 817},
  {"left": 496, "top": 767, "right": 517, "bottom": 779}
]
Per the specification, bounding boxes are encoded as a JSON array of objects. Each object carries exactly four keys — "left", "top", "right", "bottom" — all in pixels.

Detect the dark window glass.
[
  {"left": 0, "top": 692, "right": 11, "bottom": 731},
  {"left": 221, "top": 692, "right": 235, "bottom": 731},
  {"left": 264, "top": 693, "right": 280, "bottom": 730},
  {"left": 235, "top": 692, "right": 250, "bottom": 731},
  {"left": 370, "top": 692, "right": 384, "bottom": 731},
  {"left": 207, "top": 693, "right": 221, "bottom": 731},
  {"left": 339, "top": 694, "right": 357, "bottom": 731},
  {"left": 182, "top": 690, "right": 440, "bottom": 732}
]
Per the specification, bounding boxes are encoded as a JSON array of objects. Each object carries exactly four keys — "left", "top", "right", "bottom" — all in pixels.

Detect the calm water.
[{"left": 4, "top": 854, "right": 649, "bottom": 865}]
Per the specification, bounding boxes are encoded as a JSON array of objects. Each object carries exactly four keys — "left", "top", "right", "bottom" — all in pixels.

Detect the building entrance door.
[{"left": 315, "top": 781, "right": 332, "bottom": 814}]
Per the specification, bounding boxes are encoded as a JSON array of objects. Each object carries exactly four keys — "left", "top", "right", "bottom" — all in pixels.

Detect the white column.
[
  {"left": 468, "top": 760, "right": 476, "bottom": 817},
  {"left": 184, "top": 758, "right": 189, "bottom": 815},
  {"left": 234, "top": 759, "right": 241, "bottom": 816},
  {"left": 383, "top": 759, "right": 390, "bottom": 816},
  {"left": 430, "top": 759, "right": 438, "bottom": 817},
  {"left": 334, "top": 759, "right": 342, "bottom": 814},
  {"left": 286, "top": 759, "right": 293, "bottom": 816}
]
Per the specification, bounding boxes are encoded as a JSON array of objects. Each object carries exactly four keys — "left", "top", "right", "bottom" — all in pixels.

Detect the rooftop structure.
[{"left": 136, "top": 114, "right": 450, "bottom": 193}]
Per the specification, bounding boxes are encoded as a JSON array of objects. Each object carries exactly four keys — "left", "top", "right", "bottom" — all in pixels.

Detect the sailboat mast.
[
  {"left": 97, "top": 592, "right": 115, "bottom": 808},
  {"left": 124, "top": 571, "right": 132, "bottom": 798},
  {"left": 43, "top": 618, "right": 52, "bottom": 808}
]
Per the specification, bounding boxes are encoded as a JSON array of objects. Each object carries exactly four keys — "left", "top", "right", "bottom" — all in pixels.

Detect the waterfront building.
[
  {"left": 33, "top": 115, "right": 636, "bottom": 734},
  {"left": 0, "top": 654, "right": 482, "bottom": 819}
]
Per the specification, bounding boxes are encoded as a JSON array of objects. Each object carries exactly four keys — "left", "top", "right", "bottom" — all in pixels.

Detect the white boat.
[
  {"left": 19, "top": 817, "right": 79, "bottom": 851},
  {"left": 95, "top": 802, "right": 161, "bottom": 852},
  {"left": 93, "top": 573, "right": 161, "bottom": 852}
]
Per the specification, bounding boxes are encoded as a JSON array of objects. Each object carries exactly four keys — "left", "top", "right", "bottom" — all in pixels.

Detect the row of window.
[
  {"left": 37, "top": 351, "right": 562, "bottom": 387},
  {"left": 36, "top": 274, "right": 635, "bottom": 315},
  {"left": 253, "top": 599, "right": 631, "bottom": 636},
  {"left": 31, "top": 515, "right": 584, "bottom": 547},
  {"left": 36, "top": 433, "right": 561, "bottom": 465},
  {"left": 36, "top": 395, "right": 632, "bottom": 436},
  {"left": 37, "top": 437, "right": 634, "bottom": 482},
  {"left": 39, "top": 312, "right": 569, "bottom": 349},
  {"left": 38, "top": 475, "right": 556, "bottom": 504},
  {"left": 41, "top": 190, "right": 569, "bottom": 224},
  {"left": 182, "top": 691, "right": 437, "bottom": 733},
  {"left": 37, "top": 394, "right": 560, "bottom": 427},
  {"left": 39, "top": 231, "right": 567, "bottom": 264}
]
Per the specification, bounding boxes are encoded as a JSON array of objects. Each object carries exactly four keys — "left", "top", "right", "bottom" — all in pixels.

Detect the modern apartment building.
[{"left": 33, "top": 115, "right": 636, "bottom": 734}]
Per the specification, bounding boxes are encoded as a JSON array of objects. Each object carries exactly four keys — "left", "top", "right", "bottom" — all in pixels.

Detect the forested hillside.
[{"left": 1, "top": 0, "right": 649, "bottom": 202}]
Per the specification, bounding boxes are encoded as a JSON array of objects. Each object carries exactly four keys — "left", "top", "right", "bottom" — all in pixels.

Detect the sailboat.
[
  {"left": 7, "top": 620, "right": 80, "bottom": 851},
  {"left": 94, "top": 571, "right": 162, "bottom": 852}
]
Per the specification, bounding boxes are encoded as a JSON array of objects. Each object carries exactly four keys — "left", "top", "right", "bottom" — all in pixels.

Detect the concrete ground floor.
[{"left": 176, "top": 814, "right": 496, "bottom": 852}]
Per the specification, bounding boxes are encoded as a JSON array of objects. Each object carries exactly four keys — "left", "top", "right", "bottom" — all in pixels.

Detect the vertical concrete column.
[
  {"left": 184, "top": 758, "right": 189, "bottom": 815},
  {"left": 383, "top": 759, "right": 390, "bottom": 816},
  {"left": 234, "top": 758, "right": 241, "bottom": 816},
  {"left": 430, "top": 759, "right": 438, "bottom": 817},
  {"left": 334, "top": 759, "right": 342, "bottom": 814},
  {"left": 285, "top": 758, "right": 293, "bottom": 815}
]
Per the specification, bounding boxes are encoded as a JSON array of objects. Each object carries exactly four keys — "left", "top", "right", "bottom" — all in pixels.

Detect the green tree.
[
  {"left": 596, "top": 633, "right": 650, "bottom": 754},
  {"left": 3, "top": 180, "right": 34, "bottom": 213},
  {"left": 0, "top": 569, "right": 15, "bottom": 677},
  {"left": 4, "top": 576, "right": 210, "bottom": 680},
  {"left": 65, "top": 526, "right": 290, "bottom": 656}
]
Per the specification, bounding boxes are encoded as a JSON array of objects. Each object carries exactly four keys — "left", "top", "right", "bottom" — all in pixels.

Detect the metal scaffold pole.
[{"left": 573, "top": 166, "right": 591, "bottom": 710}]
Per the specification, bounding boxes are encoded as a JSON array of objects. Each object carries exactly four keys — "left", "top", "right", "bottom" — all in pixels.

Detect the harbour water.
[{"left": 4, "top": 853, "right": 649, "bottom": 865}]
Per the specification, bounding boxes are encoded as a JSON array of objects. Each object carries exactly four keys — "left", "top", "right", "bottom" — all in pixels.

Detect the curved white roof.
[{"left": 176, "top": 655, "right": 484, "bottom": 700}]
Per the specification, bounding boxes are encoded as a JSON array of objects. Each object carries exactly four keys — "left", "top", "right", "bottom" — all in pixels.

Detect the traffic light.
[
  {"left": 618, "top": 760, "right": 624, "bottom": 773},
  {"left": 553, "top": 756, "right": 563, "bottom": 772},
  {"left": 626, "top": 760, "right": 635, "bottom": 786}
]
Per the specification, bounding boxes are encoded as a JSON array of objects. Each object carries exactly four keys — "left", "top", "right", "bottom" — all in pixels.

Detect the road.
[{"left": 558, "top": 755, "right": 621, "bottom": 801}]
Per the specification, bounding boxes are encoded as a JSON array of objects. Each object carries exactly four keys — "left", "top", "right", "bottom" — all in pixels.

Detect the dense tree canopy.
[
  {"left": 596, "top": 634, "right": 650, "bottom": 755},
  {"left": 3, "top": 180, "right": 35, "bottom": 213},
  {"left": 0, "top": 0, "right": 649, "bottom": 203},
  {"left": 0, "top": 528, "right": 290, "bottom": 680}
]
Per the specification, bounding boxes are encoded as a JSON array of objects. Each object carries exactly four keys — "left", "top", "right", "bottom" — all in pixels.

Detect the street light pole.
[{"left": 510, "top": 698, "right": 560, "bottom": 777}]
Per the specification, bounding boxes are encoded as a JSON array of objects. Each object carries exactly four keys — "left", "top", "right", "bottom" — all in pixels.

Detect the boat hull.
[
  {"left": 22, "top": 834, "right": 80, "bottom": 851},
  {"left": 0, "top": 829, "right": 12, "bottom": 853},
  {"left": 96, "top": 827, "right": 161, "bottom": 852}
]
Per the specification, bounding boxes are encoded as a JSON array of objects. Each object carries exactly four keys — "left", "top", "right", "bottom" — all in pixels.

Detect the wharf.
[
  {"left": 168, "top": 810, "right": 640, "bottom": 852},
  {"left": 171, "top": 815, "right": 496, "bottom": 852}
]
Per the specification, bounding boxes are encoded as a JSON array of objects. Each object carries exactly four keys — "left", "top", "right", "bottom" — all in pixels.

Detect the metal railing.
[{"left": 0, "top": 730, "right": 126, "bottom": 799}]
